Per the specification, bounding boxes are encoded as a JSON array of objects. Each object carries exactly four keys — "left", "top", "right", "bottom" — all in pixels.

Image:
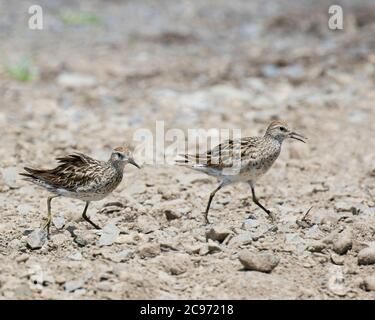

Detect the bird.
[
  {"left": 20, "top": 146, "right": 140, "bottom": 235},
  {"left": 176, "top": 120, "right": 306, "bottom": 224}
]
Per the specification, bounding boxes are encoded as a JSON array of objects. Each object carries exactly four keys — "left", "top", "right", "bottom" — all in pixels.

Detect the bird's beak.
[
  {"left": 128, "top": 158, "right": 141, "bottom": 169},
  {"left": 289, "top": 131, "right": 307, "bottom": 143}
]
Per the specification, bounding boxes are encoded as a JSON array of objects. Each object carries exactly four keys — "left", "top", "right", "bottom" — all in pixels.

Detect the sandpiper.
[
  {"left": 176, "top": 120, "right": 306, "bottom": 224},
  {"left": 20, "top": 146, "right": 140, "bottom": 234}
]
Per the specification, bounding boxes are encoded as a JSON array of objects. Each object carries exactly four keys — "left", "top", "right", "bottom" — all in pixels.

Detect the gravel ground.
[{"left": 0, "top": 0, "right": 375, "bottom": 299}]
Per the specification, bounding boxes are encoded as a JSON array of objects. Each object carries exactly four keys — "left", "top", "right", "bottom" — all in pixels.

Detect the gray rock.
[
  {"left": 52, "top": 216, "right": 65, "bottom": 229},
  {"left": 64, "top": 279, "right": 84, "bottom": 292},
  {"left": 69, "top": 251, "right": 83, "bottom": 261},
  {"left": 2, "top": 167, "right": 18, "bottom": 188},
  {"left": 334, "top": 201, "right": 354, "bottom": 212},
  {"left": 137, "top": 215, "right": 160, "bottom": 234},
  {"left": 206, "top": 227, "right": 231, "bottom": 242},
  {"left": 306, "top": 240, "right": 326, "bottom": 253},
  {"left": 26, "top": 229, "right": 47, "bottom": 250},
  {"left": 330, "top": 253, "right": 345, "bottom": 265},
  {"left": 98, "top": 223, "right": 120, "bottom": 246},
  {"left": 230, "top": 232, "right": 253, "bottom": 246},
  {"left": 207, "top": 239, "right": 222, "bottom": 253},
  {"left": 358, "top": 245, "right": 375, "bottom": 265},
  {"left": 57, "top": 73, "right": 97, "bottom": 88},
  {"left": 115, "top": 249, "right": 134, "bottom": 262},
  {"left": 239, "top": 251, "right": 279, "bottom": 273},
  {"left": 327, "top": 265, "right": 348, "bottom": 297},
  {"left": 17, "top": 204, "right": 33, "bottom": 215},
  {"left": 165, "top": 209, "right": 181, "bottom": 220},
  {"left": 360, "top": 277, "right": 375, "bottom": 292},
  {"left": 138, "top": 243, "right": 161, "bottom": 258},
  {"left": 333, "top": 230, "right": 352, "bottom": 255},
  {"left": 74, "top": 235, "right": 88, "bottom": 247}
]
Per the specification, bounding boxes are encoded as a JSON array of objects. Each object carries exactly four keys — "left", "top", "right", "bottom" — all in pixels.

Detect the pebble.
[
  {"left": 2, "top": 167, "right": 18, "bottom": 188},
  {"left": 98, "top": 223, "right": 120, "bottom": 246},
  {"left": 206, "top": 226, "right": 232, "bottom": 242},
  {"left": 330, "top": 253, "right": 345, "bottom": 265},
  {"left": 334, "top": 201, "right": 354, "bottom": 212},
  {"left": 333, "top": 230, "right": 352, "bottom": 255},
  {"left": 238, "top": 251, "right": 279, "bottom": 273},
  {"left": 357, "top": 245, "right": 375, "bottom": 265},
  {"left": 137, "top": 215, "right": 160, "bottom": 234},
  {"left": 165, "top": 209, "right": 181, "bottom": 220},
  {"left": 74, "top": 235, "right": 88, "bottom": 247},
  {"left": 52, "top": 216, "right": 65, "bottom": 229},
  {"left": 26, "top": 229, "right": 47, "bottom": 250},
  {"left": 57, "top": 73, "right": 97, "bottom": 88},
  {"left": 207, "top": 240, "right": 222, "bottom": 253},
  {"left": 161, "top": 254, "right": 191, "bottom": 275},
  {"left": 17, "top": 204, "right": 33, "bottom": 215},
  {"left": 327, "top": 265, "right": 348, "bottom": 297},
  {"left": 16, "top": 254, "right": 29, "bottom": 263},
  {"left": 360, "top": 277, "right": 375, "bottom": 292},
  {"left": 64, "top": 279, "right": 84, "bottom": 292},
  {"left": 138, "top": 243, "right": 161, "bottom": 258},
  {"left": 306, "top": 240, "right": 326, "bottom": 253},
  {"left": 69, "top": 251, "right": 83, "bottom": 261}
]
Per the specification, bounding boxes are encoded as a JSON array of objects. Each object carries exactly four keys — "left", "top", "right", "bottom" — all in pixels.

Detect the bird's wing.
[
  {"left": 178, "top": 137, "right": 262, "bottom": 169},
  {"left": 21, "top": 153, "right": 105, "bottom": 191}
]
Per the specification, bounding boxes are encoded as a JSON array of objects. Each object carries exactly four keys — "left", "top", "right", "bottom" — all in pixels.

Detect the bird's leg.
[
  {"left": 249, "top": 182, "right": 276, "bottom": 222},
  {"left": 204, "top": 182, "right": 223, "bottom": 224},
  {"left": 44, "top": 195, "right": 59, "bottom": 235},
  {"left": 82, "top": 201, "right": 101, "bottom": 230}
]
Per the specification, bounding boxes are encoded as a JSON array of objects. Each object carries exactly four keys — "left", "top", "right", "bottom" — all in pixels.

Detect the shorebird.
[
  {"left": 20, "top": 147, "right": 140, "bottom": 234},
  {"left": 176, "top": 120, "right": 306, "bottom": 224}
]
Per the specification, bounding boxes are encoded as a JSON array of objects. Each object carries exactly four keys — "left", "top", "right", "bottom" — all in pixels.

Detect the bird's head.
[
  {"left": 110, "top": 146, "right": 140, "bottom": 168},
  {"left": 265, "top": 120, "right": 306, "bottom": 143}
]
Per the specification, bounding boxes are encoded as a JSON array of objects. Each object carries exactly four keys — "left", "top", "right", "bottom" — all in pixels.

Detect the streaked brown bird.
[
  {"left": 20, "top": 146, "right": 140, "bottom": 234},
  {"left": 176, "top": 120, "right": 306, "bottom": 224}
]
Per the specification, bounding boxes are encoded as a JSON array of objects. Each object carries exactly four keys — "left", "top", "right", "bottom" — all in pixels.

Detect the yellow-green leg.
[{"left": 43, "top": 195, "right": 59, "bottom": 235}]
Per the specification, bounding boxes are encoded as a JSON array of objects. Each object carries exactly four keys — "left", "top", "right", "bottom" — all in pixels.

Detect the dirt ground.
[{"left": 0, "top": 0, "right": 375, "bottom": 299}]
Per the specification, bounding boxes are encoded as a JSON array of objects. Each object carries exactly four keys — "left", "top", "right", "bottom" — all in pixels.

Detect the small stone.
[
  {"left": 17, "top": 204, "right": 33, "bottom": 215},
  {"left": 334, "top": 201, "right": 353, "bottom": 212},
  {"left": 16, "top": 254, "right": 29, "bottom": 263},
  {"left": 51, "top": 233, "right": 70, "bottom": 246},
  {"left": 98, "top": 223, "right": 120, "bottom": 246},
  {"left": 207, "top": 239, "right": 221, "bottom": 253},
  {"left": 96, "top": 281, "right": 113, "bottom": 292},
  {"left": 206, "top": 227, "right": 232, "bottom": 242},
  {"left": 52, "top": 216, "right": 65, "bottom": 229},
  {"left": 165, "top": 209, "right": 181, "bottom": 220},
  {"left": 64, "top": 279, "right": 84, "bottom": 292},
  {"left": 330, "top": 253, "right": 345, "bottom": 265},
  {"left": 230, "top": 232, "right": 253, "bottom": 247},
  {"left": 333, "top": 230, "right": 352, "bottom": 255},
  {"left": 57, "top": 73, "right": 97, "bottom": 88},
  {"left": 358, "top": 245, "right": 375, "bottom": 265},
  {"left": 74, "top": 235, "right": 88, "bottom": 247},
  {"left": 360, "top": 277, "right": 375, "bottom": 291},
  {"left": 137, "top": 215, "right": 160, "bottom": 234},
  {"left": 327, "top": 265, "right": 348, "bottom": 297},
  {"left": 69, "top": 251, "right": 83, "bottom": 261},
  {"left": 306, "top": 240, "right": 326, "bottom": 253},
  {"left": 1, "top": 167, "right": 18, "bottom": 188},
  {"left": 26, "top": 229, "right": 47, "bottom": 250},
  {"left": 116, "top": 249, "right": 134, "bottom": 262},
  {"left": 161, "top": 254, "right": 191, "bottom": 275},
  {"left": 238, "top": 251, "right": 279, "bottom": 273},
  {"left": 138, "top": 243, "right": 161, "bottom": 258}
]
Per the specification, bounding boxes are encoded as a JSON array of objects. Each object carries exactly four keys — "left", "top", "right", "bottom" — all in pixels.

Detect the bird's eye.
[{"left": 280, "top": 127, "right": 287, "bottom": 132}]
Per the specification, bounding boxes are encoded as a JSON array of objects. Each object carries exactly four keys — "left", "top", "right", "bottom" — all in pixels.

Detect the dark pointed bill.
[
  {"left": 289, "top": 132, "right": 307, "bottom": 143},
  {"left": 129, "top": 158, "right": 141, "bottom": 169}
]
